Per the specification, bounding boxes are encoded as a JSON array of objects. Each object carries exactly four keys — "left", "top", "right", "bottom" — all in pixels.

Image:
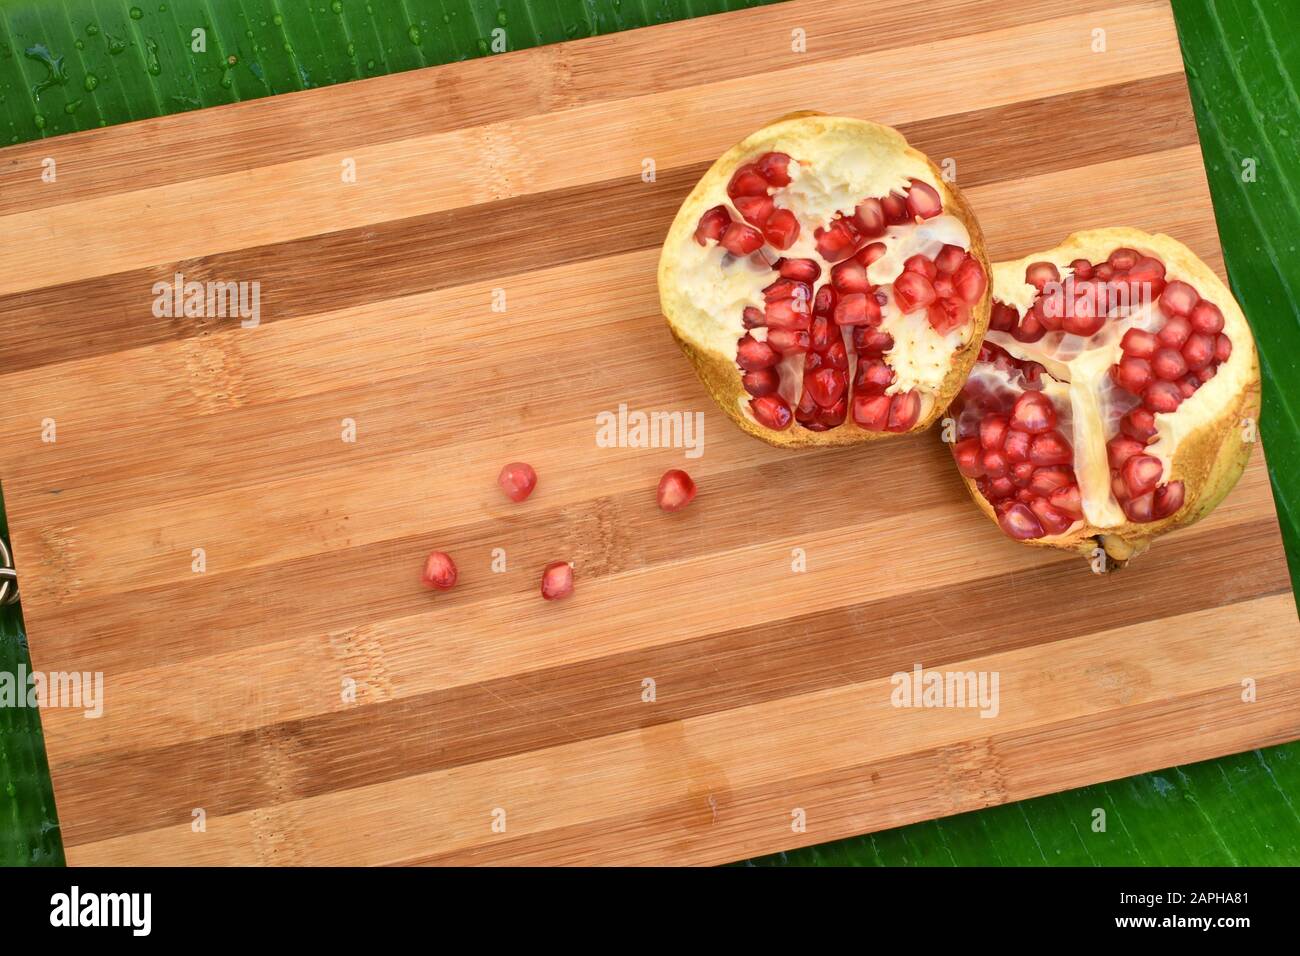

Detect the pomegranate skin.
[
  {"left": 540, "top": 561, "right": 574, "bottom": 601},
  {"left": 952, "top": 227, "right": 1260, "bottom": 566},
  {"left": 658, "top": 112, "right": 991, "bottom": 448},
  {"left": 421, "top": 551, "right": 458, "bottom": 591}
]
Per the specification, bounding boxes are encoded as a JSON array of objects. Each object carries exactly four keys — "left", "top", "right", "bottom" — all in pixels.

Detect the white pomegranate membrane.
[
  {"left": 693, "top": 152, "right": 985, "bottom": 434},
  {"left": 951, "top": 247, "right": 1234, "bottom": 541}
]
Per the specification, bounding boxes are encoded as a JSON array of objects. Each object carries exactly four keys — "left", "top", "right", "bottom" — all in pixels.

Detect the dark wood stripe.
[
  {"left": 405, "top": 676, "right": 1300, "bottom": 865},
  {"left": 0, "top": 0, "right": 1130, "bottom": 217},
  {"left": 54, "top": 518, "right": 1289, "bottom": 846},
  {"left": 0, "top": 74, "right": 1195, "bottom": 375}
]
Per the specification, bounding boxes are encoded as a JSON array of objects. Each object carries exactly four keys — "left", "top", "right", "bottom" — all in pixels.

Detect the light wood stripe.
[{"left": 0, "top": 0, "right": 1292, "bottom": 865}]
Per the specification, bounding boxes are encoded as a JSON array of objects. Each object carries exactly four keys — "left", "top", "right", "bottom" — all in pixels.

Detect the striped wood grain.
[{"left": 0, "top": 0, "right": 1294, "bottom": 865}]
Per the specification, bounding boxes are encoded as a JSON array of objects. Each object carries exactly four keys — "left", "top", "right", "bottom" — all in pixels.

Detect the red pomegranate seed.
[
  {"left": 1069, "top": 258, "right": 1094, "bottom": 280},
  {"left": 893, "top": 271, "right": 937, "bottom": 313},
  {"left": 1107, "top": 436, "right": 1146, "bottom": 470},
  {"left": 1189, "top": 300, "right": 1224, "bottom": 334},
  {"left": 852, "top": 392, "right": 892, "bottom": 431},
  {"left": 728, "top": 164, "right": 770, "bottom": 197},
  {"left": 806, "top": 367, "right": 848, "bottom": 406},
  {"left": 750, "top": 394, "right": 792, "bottom": 430},
  {"left": 882, "top": 192, "right": 910, "bottom": 224},
  {"left": 498, "top": 462, "right": 538, "bottom": 502},
  {"left": 935, "top": 245, "right": 966, "bottom": 275},
  {"left": 1108, "top": 248, "right": 1140, "bottom": 271},
  {"left": 1094, "top": 263, "right": 1115, "bottom": 281},
  {"left": 953, "top": 438, "right": 985, "bottom": 477},
  {"left": 831, "top": 259, "right": 871, "bottom": 293},
  {"left": 421, "top": 551, "right": 458, "bottom": 590},
  {"left": 834, "top": 292, "right": 881, "bottom": 326},
  {"left": 1025, "top": 261, "right": 1060, "bottom": 291},
  {"left": 1010, "top": 309, "right": 1046, "bottom": 343},
  {"left": 720, "top": 222, "right": 764, "bottom": 256},
  {"left": 657, "top": 469, "right": 697, "bottom": 512},
  {"left": 1214, "top": 333, "right": 1232, "bottom": 362},
  {"left": 1029, "top": 430, "right": 1072, "bottom": 466},
  {"left": 1154, "top": 481, "right": 1185, "bottom": 518},
  {"left": 990, "top": 478, "right": 1018, "bottom": 501},
  {"left": 1009, "top": 391, "right": 1056, "bottom": 434},
  {"left": 857, "top": 358, "right": 894, "bottom": 391},
  {"left": 904, "top": 254, "right": 938, "bottom": 280},
  {"left": 1048, "top": 483, "right": 1083, "bottom": 518},
  {"left": 1003, "top": 428, "right": 1031, "bottom": 462},
  {"left": 1177, "top": 377, "right": 1197, "bottom": 399},
  {"left": 1113, "top": 355, "right": 1153, "bottom": 394},
  {"left": 736, "top": 334, "right": 779, "bottom": 370},
  {"left": 855, "top": 242, "right": 888, "bottom": 267},
  {"left": 1010, "top": 460, "right": 1037, "bottom": 486},
  {"left": 1125, "top": 257, "right": 1167, "bottom": 298},
  {"left": 855, "top": 328, "right": 894, "bottom": 354},
  {"left": 540, "top": 561, "right": 574, "bottom": 600},
  {"left": 1182, "top": 332, "right": 1215, "bottom": 371},
  {"left": 1121, "top": 407, "right": 1157, "bottom": 442},
  {"left": 1158, "top": 315, "right": 1191, "bottom": 348},
  {"left": 926, "top": 298, "right": 970, "bottom": 334},
  {"left": 933, "top": 275, "right": 955, "bottom": 299},
  {"left": 989, "top": 301, "right": 1018, "bottom": 332},
  {"left": 999, "top": 502, "right": 1045, "bottom": 540},
  {"left": 853, "top": 198, "right": 887, "bottom": 237},
  {"left": 1029, "top": 497, "right": 1074, "bottom": 535},
  {"left": 980, "top": 414, "right": 1009, "bottom": 450},
  {"left": 814, "top": 219, "right": 859, "bottom": 262},
  {"left": 1028, "top": 466, "right": 1072, "bottom": 497},
  {"left": 767, "top": 329, "right": 810, "bottom": 354},
  {"left": 1144, "top": 380, "right": 1182, "bottom": 413},
  {"left": 762, "top": 208, "right": 799, "bottom": 248},
  {"left": 886, "top": 390, "right": 922, "bottom": 432},
  {"left": 741, "top": 367, "right": 780, "bottom": 396},
  {"left": 1061, "top": 293, "right": 1105, "bottom": 337},
  {"left": 764, "top": 300, "right": 810, "bottom": 331},
  {"left": 777, "top": 257, "right": 821, "bottom": 283},
  {"left": 694, "top": 205, "right": 731, "bottom": 246},
  {"left": 1152, "top": 348, "right": 1188, "bottom": 381},
  {"left": 1123, "top": 493, "right": 1155, "bottom": 522},
  {"left": 906, "top": 179, "right": 942, "bottom": 219},
  {"left": 1159, "top": 280, "right": 1199, "bottom": 317},
  {"left": 742, "top": 306, "right": 765, "bottom": 329},
  {"left": 755, "top": 151, "right": 792, "bottom": 186},
  {"left": 1197, "top": 364, "right": 1218, "bottom": 384},
  {"left": 809, "top": 315, "right": 837, "bottom": 350},
  {"left": 982, "top": 448, "right": 1009, "bottom": 478},
  {"left": 734, "top": 194, "right": 775, "bottom": 227},
  {"left": 953, "top": 258, "right": 988, "bottom": 305},
  {"left": 1120, "top": 327, "right": 1158, "bottom": 358}
]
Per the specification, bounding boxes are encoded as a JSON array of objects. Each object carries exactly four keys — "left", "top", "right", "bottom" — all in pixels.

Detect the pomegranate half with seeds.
[
  {"left": 948, "top": 228, "right": 1260, "bottom": 563},
  {"left": 659, "top": 114, "right": 991, "bottom": 447}
]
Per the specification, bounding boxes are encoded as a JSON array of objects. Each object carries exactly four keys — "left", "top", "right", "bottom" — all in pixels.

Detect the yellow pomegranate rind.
[
  {"left": 658, "top": 113, "right": 991, "bottom": 448},
  {"left": 959, "top": 227, "right": 1261, "bottom": 564}
]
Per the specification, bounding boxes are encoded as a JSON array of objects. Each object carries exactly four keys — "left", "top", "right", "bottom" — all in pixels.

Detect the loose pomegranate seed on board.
[
  {"left": 540, "top": 561, "right": 574, "bottom": 601},
  {"left": 498, "top": 462, "right": 537, "bottom": 502},
  {"left": 657, "top": 469, "right": 697, "bottom": 512},
  {"left": 421, "top": 551, "right": 458, "bottom": 591}
]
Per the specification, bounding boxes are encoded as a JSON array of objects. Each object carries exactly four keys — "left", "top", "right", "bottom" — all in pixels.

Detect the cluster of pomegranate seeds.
[
  {"left": 696, "top": 154, "right": 984, "bottom": 435},
  {"left": 956, "top": 248, "right": 1234, "bottom": 539},
  {"left": 952, "top": 345, "right": 1083, "bottom": 540}
]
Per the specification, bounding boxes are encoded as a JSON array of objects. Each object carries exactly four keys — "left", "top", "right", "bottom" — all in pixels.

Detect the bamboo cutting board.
[{"left": 0, "top": 0, "right": 1296, "bottom": 866}]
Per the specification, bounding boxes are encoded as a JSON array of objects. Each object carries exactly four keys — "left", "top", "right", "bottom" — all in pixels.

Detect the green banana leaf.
[{"left": 0, "top": 0, "right": 1296, "bottom": 867}]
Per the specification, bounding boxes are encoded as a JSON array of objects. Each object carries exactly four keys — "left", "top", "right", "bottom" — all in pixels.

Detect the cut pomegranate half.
[
  {"left": 659, "top": 113, "right": 991, "bottom": 447},
  {"left": 948, "top": 228, "right": 1260, "bottom": 564}
]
